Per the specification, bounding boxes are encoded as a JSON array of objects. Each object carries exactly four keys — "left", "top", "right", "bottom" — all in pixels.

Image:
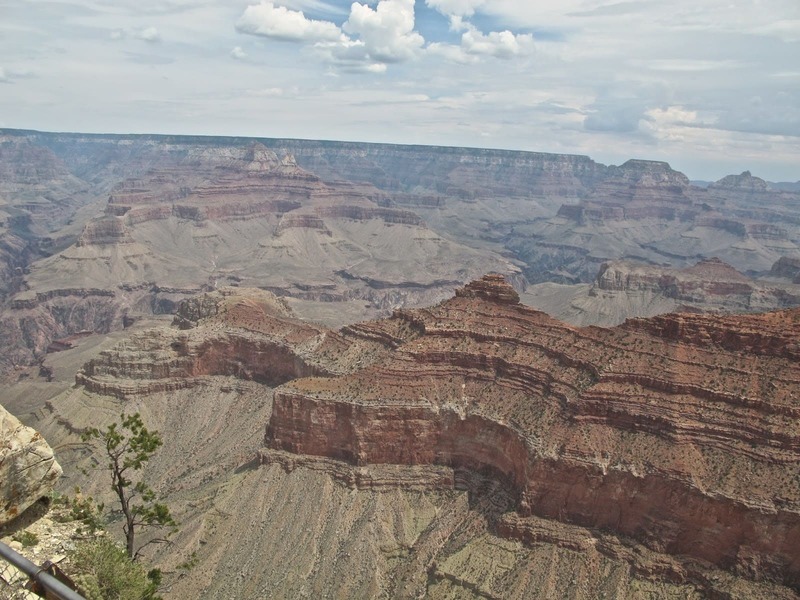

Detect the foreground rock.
[{"left": 0, "top": 404, "right": 61, "bottom": 525}]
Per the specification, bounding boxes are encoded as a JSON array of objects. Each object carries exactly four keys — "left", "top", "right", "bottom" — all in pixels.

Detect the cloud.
[
  {"left": 136, "top": 26, "right": 161, "bottom": 43},
  {"left": 428, "top": 20, "right": 534, "bottom": 62},
  {"left": 342, "top": 0, "right": 424, "bottom": 63},
  {"left": 425, "top": 0, "right": 485, "bottom": 18},
  {"left": 273, "top": 0, "right": 347, "bottom": 15},
  {"left": 582, "top": 90, "right": 652, "bottom": 135},
  {"left": 461, "top": 25, "right": 534, "bottom": 58},
  {"left": 0, "top": 66, "right": 34, "bottom": 83},
  {"left": 235, "top": 2, "right": 342, "bottom": 43},
  {"left": 231, "top": 46, "right": 247, "bottom": 60},
  {"left": 237, "top": 0, "right": 424, "bottom": 72}
]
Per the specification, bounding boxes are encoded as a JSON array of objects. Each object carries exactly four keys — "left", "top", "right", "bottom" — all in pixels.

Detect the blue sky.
[{"left": 1, "top": 0, "right": 799, "bottom": 181}]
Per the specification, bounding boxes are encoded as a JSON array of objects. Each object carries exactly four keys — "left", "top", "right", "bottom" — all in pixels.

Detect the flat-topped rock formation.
[{"left": 595, "top": 257, "right": 800, "bottom": 310}]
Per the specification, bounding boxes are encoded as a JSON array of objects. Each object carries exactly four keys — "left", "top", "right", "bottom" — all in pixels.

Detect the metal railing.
[{"left": 0, "top": 540, "right": 84, "bottom": 600}]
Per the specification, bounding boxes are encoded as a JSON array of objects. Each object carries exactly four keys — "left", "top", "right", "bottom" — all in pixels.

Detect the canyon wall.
[{"left": 266, "top": 276, "right": 800, "bottom": 590}]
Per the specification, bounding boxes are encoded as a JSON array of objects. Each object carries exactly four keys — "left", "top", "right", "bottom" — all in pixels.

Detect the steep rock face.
[
  {"left": 520, "top": 161, "right": 800, "bottom": 282},
  {"left": 76, "top": 216, "right": 134, "bottom": 246},
  {"left": 0, "top": 403, "right": 61, "bottom": 524},
  {"left": 0, "top": 136, "right": 97, "bottom": 300},
  {"left": 0, "top": 290, "right": 125, "bottom": 371},
  {"left": 0, "top": 136, "right": 89, "bottom": 229},
  {"left": 277, "top": 141, "right": 607, "bottom": 201},
  {"left": 7, "top": 128, "right": 800, "bottom": 289},
  {"left": 267, "top": 275, "right": 800, "bottom": 591}
]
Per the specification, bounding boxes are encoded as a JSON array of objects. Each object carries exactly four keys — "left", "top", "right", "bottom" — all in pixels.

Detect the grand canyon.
[{"left": 1, "top": 129, "right": 800, "bottom": 599}]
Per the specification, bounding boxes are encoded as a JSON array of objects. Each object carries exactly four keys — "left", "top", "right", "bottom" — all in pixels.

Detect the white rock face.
[{"left": 0, "top": 403, "right": 62, "bottom": 524}]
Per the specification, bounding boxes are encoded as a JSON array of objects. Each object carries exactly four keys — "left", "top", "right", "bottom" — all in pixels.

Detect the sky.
[{"left": 1, "top": 0, "right": 799, "bottom": 181}]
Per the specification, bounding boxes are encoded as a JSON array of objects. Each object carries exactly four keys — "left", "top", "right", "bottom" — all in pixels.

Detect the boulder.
[{"left": 0, "top": 403, "right": 62, "bottom": 525}]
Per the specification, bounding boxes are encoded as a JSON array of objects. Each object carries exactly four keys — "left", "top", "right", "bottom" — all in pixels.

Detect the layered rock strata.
[
  {"left": 266, "top": 275, "right": 800, "bottom": 591},
  {"left": 595, "top": 258, "right": 800, "bottom": 311},
  {"left": 75, "top": 287, "right": 393, "bottom": 399}
]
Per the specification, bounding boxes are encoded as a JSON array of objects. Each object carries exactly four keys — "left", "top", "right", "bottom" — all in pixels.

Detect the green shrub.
[
  {"left": 70, "top": 537, "right": 162, "bottom": 600},
  {"left": 12, "top": 530, "right": 38, "bottom": 547},
  {"left": 51, "top": 488, "right": 105, "bottom": 535}
]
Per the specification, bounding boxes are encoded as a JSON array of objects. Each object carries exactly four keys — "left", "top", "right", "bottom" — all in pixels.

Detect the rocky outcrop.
[
  {"left": 266, "top": 275, "right": 800, "bottom": 591},
  {"left": 0, "top": 403, "right": 61, "bottom": 524},
  {"left": 710, "top": 171, "right": 770, "bottom": 192},
  {"left": 594, "top": 258, "right": 800, "bottom": 312},
  {"left": 76, "top": 217, "right": 134, "bottom": 246},
  {"left": 0, "top": 290, "right": 125, "bottom": 370},
  {"left": 772, "top": 257, "right": 800, "bottom": 282},
  {"left": 76, "top": 288, "right": 392, "bottom": 398}
]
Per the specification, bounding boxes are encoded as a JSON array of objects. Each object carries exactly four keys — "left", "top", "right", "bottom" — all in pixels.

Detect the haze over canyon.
[{"left": 1, "top": 129, "right": 799, "bottom": 599}]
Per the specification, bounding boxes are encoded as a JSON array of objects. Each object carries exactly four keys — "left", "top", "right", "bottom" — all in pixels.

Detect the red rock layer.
[
  {"left": 75, "top": 288, "right": 390, "bottom": 398},
  {"left": 267, "top": 275, "right": 800, "bottom": 590}
]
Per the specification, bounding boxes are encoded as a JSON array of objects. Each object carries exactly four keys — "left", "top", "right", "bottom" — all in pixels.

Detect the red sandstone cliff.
[{"left": 265, "top": 275, "right": 800, "bottom": 592}]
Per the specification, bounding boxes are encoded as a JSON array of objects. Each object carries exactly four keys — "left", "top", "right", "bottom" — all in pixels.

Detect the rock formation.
[
  {"left": 522, "top": 258, "right": 800, "bottom": 327},
  {"left": 772, "top": 257, "right": 800, "bottom": 283},
  {"left": 0, "top": 135, "right": 519, "bottom": 373},
  {"left": 264, "top": 275, "right": 800, "bottom": 593},
  {"left": 27, "top": 278, "right": 799, "bottom": 598},
  {"left": 0, "top": 403, "right": 62, "bottom": 524}
]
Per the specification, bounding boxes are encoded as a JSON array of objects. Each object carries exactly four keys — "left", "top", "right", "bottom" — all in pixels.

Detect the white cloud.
[
  {"left": 231, "top": 46, "right": 247, "bottom": 59},
  {"left": 461, "top": 25, "right": 534, "bottom": 58},
  {"left": 136, "top": 26, "right": 161, "bottom": 42},
  {"left": 342, "top": 0, "right": 424, "bottom": 63},
  {"left": 236, "top": 0, "right": 424, "bottom": 72},
  {"left": 427, "top": 42, "right": 478, "bottom": 63},
  {"left": 425, "top": 0, "right": 485, "bottom": 18},
  {"left": 754, "top": 19, "right": 800, "bottom": 43},
  {"left": 246, "top": 87, "right": 285, "bottom": 96},
  {"left": 235, "top": 2, "right": 342, "bottom": 43},
  {"left": 0, "top": 66, "right": 34, "bottom": 83}
]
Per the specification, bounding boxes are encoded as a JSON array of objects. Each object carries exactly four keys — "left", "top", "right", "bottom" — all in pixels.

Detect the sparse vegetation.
[
  {"left": 82, "top": 413, "right": 177, "bottom": 560},
  {"left": 51, "top": 487, "right": 106, "bottom": 535},
  {"left": 70, "top": 537, "right": 162, "bottom": 600},
  {"left": 11, "top": 530, "right": 39, "bottom": 548}
]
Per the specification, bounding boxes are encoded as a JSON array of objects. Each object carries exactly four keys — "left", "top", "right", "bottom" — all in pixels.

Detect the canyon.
[
  {"left": 3, "top": 279, "right": 794, "bottom": 598},
  {"left": 1, "top": 129, "right": 799, "bottom": 375},
  {"left": 1, "top": 129, "right": 799, "bottom": 598}
]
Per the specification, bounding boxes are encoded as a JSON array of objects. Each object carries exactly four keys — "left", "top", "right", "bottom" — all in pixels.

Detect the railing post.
[{"left": 0, "top": 541, "right": 85, "bottom": 600}]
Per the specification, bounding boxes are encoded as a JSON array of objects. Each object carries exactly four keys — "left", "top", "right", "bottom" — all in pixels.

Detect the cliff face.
[
  {"left": 266, "top": 275, "right": 800, "bottom": 592},
  {"left": 74, "top": 287, "right": 394, "bottom": 399},
  {"left": 522, "top": 162, "right": 800, "bottom": 283},
  {"left": 0, "top": 135, "right": 520, "bottom": 373}
]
